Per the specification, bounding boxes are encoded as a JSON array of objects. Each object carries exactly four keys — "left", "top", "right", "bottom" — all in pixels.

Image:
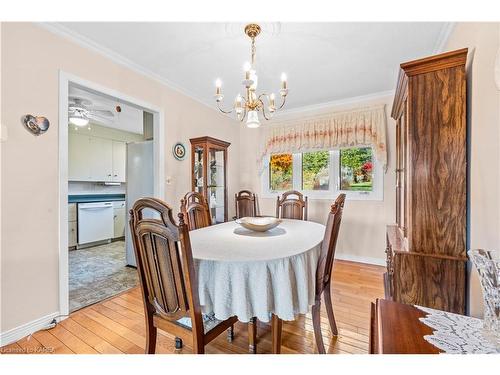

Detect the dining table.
[{"left": 188, "top": 218, "right": 326, "bottom": 353}]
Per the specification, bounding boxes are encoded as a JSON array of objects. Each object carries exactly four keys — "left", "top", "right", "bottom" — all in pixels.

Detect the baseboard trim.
[
  {"left": 0, "top": 312, "right": 61, "bottom": 346},
  {"left": 336, "top": 253, "right": 386, "bottom": 266}
]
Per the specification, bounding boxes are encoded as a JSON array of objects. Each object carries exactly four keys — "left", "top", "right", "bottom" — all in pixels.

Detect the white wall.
[
  {"left": 239, "top": 95, "right": 396, "bottom": 265},
  {"left": 445, "top": 22, "right": 500, "bottom": 317},
  {"left": 0, "top": 22, "right": 240, "bottom": 335}
]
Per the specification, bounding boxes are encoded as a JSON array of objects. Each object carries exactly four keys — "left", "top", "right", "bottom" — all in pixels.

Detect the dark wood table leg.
[
  {"left": 248, "top": 317, "right": 257, "bottom": 353},
  {"left": 271, "top": 314, "right": 282, "bottom": 354}
]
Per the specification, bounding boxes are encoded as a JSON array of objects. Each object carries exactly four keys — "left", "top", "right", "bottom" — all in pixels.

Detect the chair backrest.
[
  {"left": 235, "top": 190, "right": 257, "bottom": 219},
  {"left": 316, "top": 194, "right": 346, "bottom": 295},
  {"left": 180, "top": 192, "right": 212, "bottom": 231},
  {"left": 129, "top": 198, "right": 201, "bottom": 324},
  {"left": 276, "top": 190, "right": 308, "bottom": 220}
]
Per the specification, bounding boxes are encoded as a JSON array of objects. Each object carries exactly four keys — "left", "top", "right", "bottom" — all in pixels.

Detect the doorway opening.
[{"left": 59, "top": 72, "right": 165, "bottom": 316}]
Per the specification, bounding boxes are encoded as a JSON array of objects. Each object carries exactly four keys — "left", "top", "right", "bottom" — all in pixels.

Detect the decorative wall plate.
[{"left": 172, "top": 142, "right": 186, "bottom": 160}]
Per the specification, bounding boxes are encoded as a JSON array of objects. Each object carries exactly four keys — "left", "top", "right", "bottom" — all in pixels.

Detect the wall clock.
[{"left": 172, "top": 142, "right": 186, "bottom": 160}]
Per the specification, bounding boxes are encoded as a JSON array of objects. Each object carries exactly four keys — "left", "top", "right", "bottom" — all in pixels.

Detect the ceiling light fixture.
[
  {"left": 69, "top": 113, "right": 90, "bottom": 127},
  {"left": 214, "top": 23, "right": 288, "bottom": 128}
]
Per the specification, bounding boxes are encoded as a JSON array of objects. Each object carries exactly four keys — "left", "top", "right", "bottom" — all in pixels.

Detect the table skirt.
[{"left": 196, "top": 243, "right": 321, "bottom": 323}]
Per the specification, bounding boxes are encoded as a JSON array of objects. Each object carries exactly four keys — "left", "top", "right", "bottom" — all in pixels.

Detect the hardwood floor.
[{"left": 1, "top": 260, "right": 384, "bottom": 354}]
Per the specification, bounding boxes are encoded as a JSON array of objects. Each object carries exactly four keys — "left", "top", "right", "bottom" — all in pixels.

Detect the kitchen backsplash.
[{"left": 69, "top": 181, "right": 126, "bottom": 195}]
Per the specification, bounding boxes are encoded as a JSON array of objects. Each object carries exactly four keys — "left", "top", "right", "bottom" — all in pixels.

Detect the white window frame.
[{"left": 262, "top": 147, "right": 383, "bottom": 201}]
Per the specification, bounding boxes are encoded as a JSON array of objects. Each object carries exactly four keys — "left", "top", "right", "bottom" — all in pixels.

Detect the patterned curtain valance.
[{"left": 260, "top": 104, "right": 387, "bottom": 167}]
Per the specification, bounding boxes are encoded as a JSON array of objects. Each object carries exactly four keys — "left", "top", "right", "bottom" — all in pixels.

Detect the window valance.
[{"left": 260, "top": 104, "right": 387, "bottom": 167}]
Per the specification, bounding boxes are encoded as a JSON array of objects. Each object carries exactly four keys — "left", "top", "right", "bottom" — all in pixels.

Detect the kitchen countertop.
[{"left": 68, "top": 194, "right": 126, "bottom": 204}]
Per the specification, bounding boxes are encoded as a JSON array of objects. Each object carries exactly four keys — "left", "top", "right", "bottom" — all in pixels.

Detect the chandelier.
[{"left": 214, "top": 23, "right": 288, "bottom": 128}]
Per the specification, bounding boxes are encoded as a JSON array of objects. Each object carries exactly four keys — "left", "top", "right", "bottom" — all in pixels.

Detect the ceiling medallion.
[{"left": 214, "top": 23, "right": 288, "bottom": 128}]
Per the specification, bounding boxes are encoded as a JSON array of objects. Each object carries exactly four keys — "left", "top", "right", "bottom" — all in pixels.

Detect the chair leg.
[
  {"left": 227, "top": 324, "right": 234, "bottom": 342},
  {"left": 193, "top": 340, "right": 205, "bottom": 354},
  {"left": 312, "top": 301, "right": 326, "bottom": 354},
  {"left": 323, "top": 285, "right": 338, "bottom": 336},
  {"left": 248, "top": 317, "right": 257, "bottom": 353},
  {"left": 271, "top": 314, "right": 282, "bottom": 354},
  {"left": 145, "top": 313, "right": 157, "bottom": 354}
]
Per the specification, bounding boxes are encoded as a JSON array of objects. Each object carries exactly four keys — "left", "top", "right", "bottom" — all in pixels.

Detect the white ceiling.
[{"left": 54, "top": 22, "right": 451, "bottom": 110}]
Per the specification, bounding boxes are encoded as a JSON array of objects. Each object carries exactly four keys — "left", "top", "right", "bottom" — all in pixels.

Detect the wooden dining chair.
[
  {"left": 235, "top": 190, "right": 257, "bottom": 219},
  {"left": 180, "top": 191, "right": 212, "bottom": 230},
  {"left": 129, "top": 197, "right": 239, "bottom": 354},
  {"left": 276, "top": 190, "right": 308, "bottom": 220},
  {"left": 312, "top": 193, "right": 346, "bottom": 354}
]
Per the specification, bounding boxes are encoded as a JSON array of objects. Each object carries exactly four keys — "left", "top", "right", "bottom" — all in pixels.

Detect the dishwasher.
[{"left": 77, "top": 202, "right": 114, "bottom": 246}]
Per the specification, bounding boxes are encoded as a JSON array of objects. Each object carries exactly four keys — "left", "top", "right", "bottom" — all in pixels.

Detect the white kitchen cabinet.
[
  {"left": 89, "top": 136, "right": 113, "bottom": 182},
  {"left": 68, "top": 203, "right": 77, "bottom": 248},
  {"left": 112, "top": 141, "right": 126, "bottom": 182},
  {"left": 113, "top": 201, "right": 126, "bottom": 239},
  {"left": 69, "top": 134, "right": 127, "bottom": 183},
  {"left": 69, "top": 133, "right": 92, "bottom": 181}
]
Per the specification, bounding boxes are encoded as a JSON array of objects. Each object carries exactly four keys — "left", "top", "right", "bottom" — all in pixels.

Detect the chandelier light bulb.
[
  {"left": 214, "top": 78, "right": 223, "bottom": 101},
  {"left": 269, "top": 93, "right": 276, "bottom": 112}
]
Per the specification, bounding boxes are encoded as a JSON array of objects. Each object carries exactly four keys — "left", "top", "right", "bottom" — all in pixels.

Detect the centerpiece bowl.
[{"left": 235, "top": 216, "right": 282, "bottom": 232}]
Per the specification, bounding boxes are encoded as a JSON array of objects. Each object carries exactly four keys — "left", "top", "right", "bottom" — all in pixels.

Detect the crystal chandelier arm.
[
  {"left": 278, "top": 94, "right": 287, "bottom": 110},
  {"left": 239, "top": 107, "right": 248, "bottom": 122},
  {"left": 216, "top": 100, "right": 234, "bottom": 114},
  {"left": 259, "top": 99, "right": 272, "bottom": 121},
  {"left": 258, "top": 93, "right": 271, "bottom": 102}
]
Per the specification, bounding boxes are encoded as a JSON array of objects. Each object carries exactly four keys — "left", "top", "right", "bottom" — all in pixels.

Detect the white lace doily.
[{"left": 416, "top": 305, "right": 499, "bottom": 354}]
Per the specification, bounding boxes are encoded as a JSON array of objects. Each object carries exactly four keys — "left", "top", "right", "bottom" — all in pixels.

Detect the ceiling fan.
[{"left": 68, "top": 96, "right": 115, "bottom": 127}]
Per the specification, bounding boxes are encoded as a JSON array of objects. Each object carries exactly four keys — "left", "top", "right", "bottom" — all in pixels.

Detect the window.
[
  {"left": 269, "top": 153, "right": 293, "bottom": 191},
  {"left": 340, "top": 147, "right": 373, "bottom": 191},
  {"left": 302, "top": 151, "right": 330, "bottom": 190},
  {"left": 263, "top": 147, "right": 383, "bottom": 201}
]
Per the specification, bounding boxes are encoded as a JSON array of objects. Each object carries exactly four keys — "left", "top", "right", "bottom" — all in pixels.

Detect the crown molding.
[
  {"left": 272, "top": 89, "right": 394, "bottom": 122},
  {"left": 37, "top": 22, "right": 217, "bottom": 112},
  {"left": 433, "top": 22, "right": 455, "bottom": 54}
]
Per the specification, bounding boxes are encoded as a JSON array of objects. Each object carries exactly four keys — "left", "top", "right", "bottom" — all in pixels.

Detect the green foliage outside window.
[
  {"left": 340, "top": 147, "right": 373, "bottom": 191},
  {"left": 302, "top": 151, "right": 330, "bottom": 190}
]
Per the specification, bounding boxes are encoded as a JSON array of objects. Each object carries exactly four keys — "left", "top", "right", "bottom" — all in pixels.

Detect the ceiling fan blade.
[
  {"left": 90, "top": 109, "right": 114, "bottom": 118},
  {"left": 87, "top": 113, "right": 114, "bottom": 123}
]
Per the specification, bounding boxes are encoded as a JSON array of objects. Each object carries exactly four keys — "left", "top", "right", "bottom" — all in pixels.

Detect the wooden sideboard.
[
  {"left": 370, "top": 299, "right": 441, "bottom": 354},
  {"left": 386, "top": 48, "right": 468, "bottom": 314}
]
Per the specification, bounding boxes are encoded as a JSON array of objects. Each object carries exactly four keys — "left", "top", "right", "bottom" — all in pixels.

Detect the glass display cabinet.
[{"left": 190, "top": 136, "right": 230, "bottom": 224}]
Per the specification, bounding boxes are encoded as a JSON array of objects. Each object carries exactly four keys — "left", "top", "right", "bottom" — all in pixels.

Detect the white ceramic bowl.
[{"left": 235, "top": 216, "right": 282, "bottom": 232}]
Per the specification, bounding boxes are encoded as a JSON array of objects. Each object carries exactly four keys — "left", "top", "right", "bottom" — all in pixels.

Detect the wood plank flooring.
[{"left": 1, "top": 260, "right": 384, "bottom": 354}]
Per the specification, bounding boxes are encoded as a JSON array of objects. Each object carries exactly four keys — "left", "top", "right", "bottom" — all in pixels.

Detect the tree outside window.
[
  {"left": 269, "top": 153, "right": 293, "bottom": 190},
  {"left": 340, "top": 147, "right": 373, "bottom": 191},
  {"left": 302, "top": 151, "right": 330, "bottom": 190}
]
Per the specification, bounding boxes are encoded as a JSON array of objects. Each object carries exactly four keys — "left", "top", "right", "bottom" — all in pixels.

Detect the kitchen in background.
[{"left": 67, "top": 84, "right": 154, "bottom": 312}]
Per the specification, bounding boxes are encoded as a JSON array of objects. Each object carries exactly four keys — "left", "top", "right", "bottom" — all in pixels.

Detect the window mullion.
[{"left": 293, "top": 153, "right": 302, "bottom": 191}]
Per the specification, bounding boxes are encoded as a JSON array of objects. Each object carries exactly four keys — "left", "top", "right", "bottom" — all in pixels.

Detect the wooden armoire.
[{"left": 385, "top": 48, "right": 468, "bottom": 314}]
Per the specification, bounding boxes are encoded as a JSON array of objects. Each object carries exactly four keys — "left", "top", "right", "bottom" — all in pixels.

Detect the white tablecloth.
[{"left": 189, "top": 219, "right": 325, "bottom": 323}]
